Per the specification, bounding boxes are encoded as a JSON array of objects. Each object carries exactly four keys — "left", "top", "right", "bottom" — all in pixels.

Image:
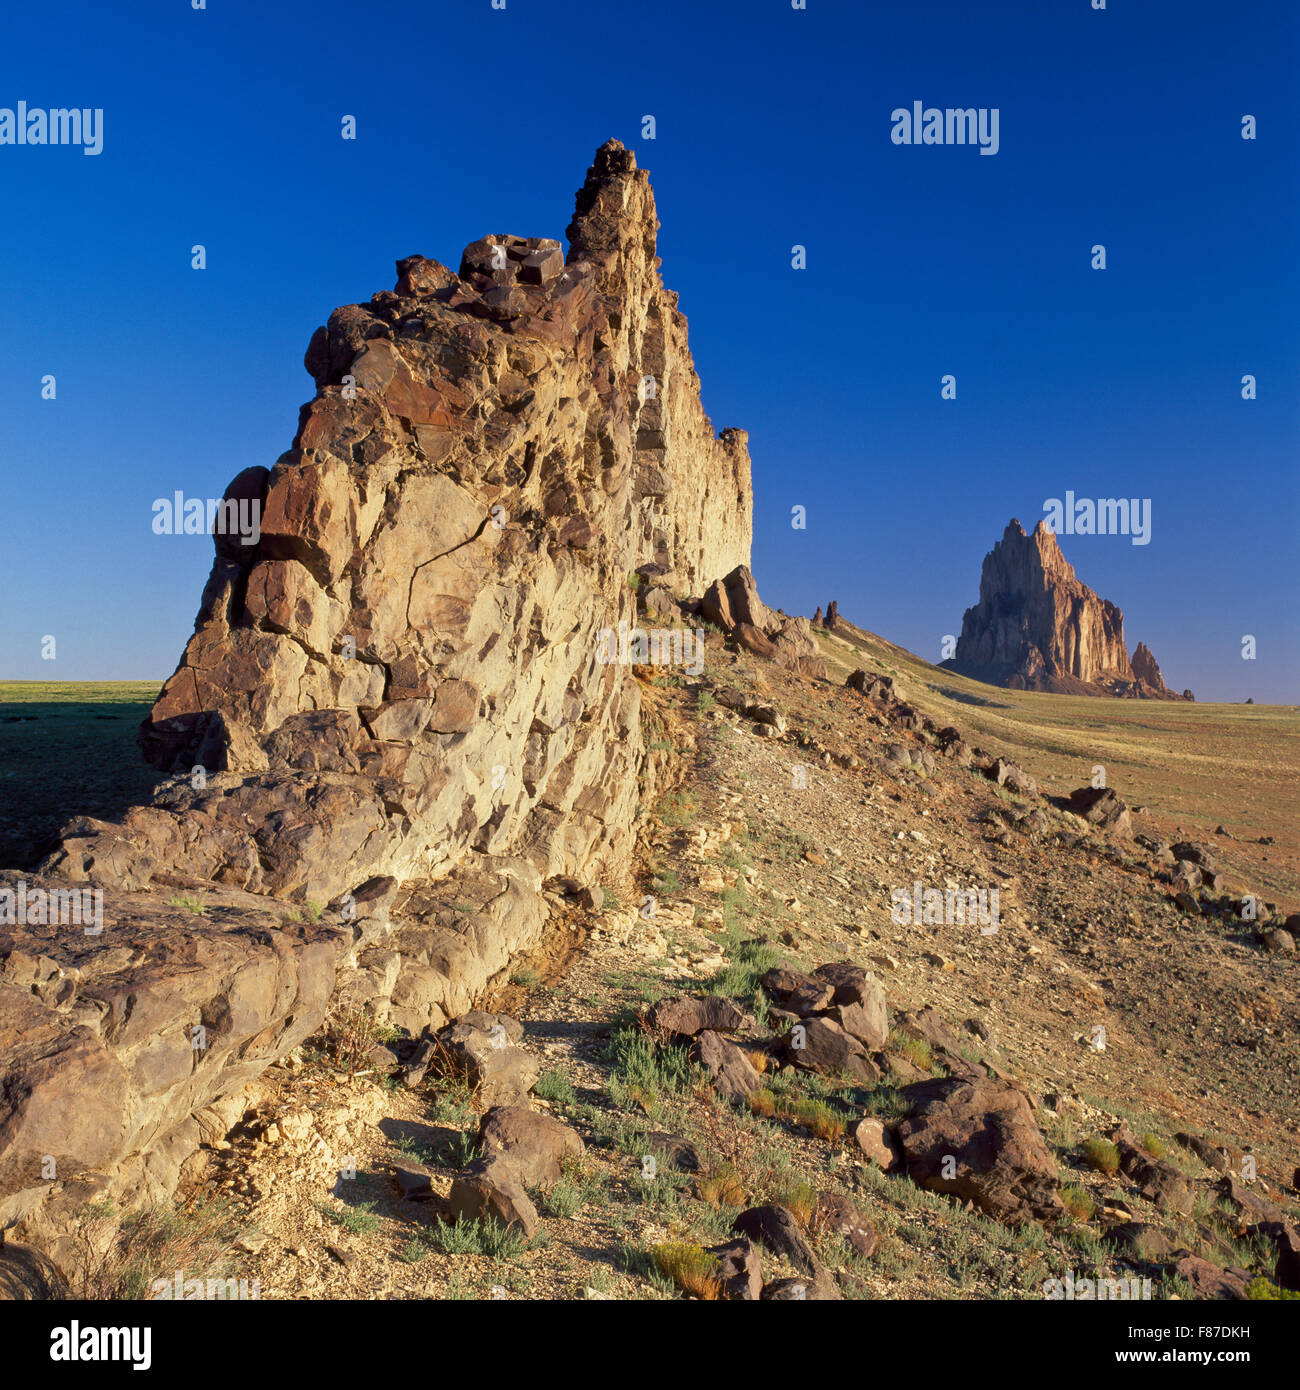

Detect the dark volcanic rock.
[
  {"left": 1065, "top": 785, "right": 1132, "bottom": 834},
  {"left": 897, "top": 1078, "right": 1062, "bottom": 1224}
]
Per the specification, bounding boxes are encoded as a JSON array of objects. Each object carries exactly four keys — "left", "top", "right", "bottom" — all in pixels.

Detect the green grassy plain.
[{"left": 0, "top": 681, "right": 162, "bottom": 869}]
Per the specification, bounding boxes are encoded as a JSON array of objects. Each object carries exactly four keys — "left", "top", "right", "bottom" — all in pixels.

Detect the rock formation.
[
  {"left": 109, "top": 137, "right": 751, "bottom": 903},
  {"left": 0, "top": 140, "right": 756, "bottom": 1248},
  {"left": 699, "top": 566, "right": 826, "bottom": 677},
  {"left": 942, "top": 519, "right": 1190, "bottom": 699},
  {"left": 1130, "top": 641, "right": 1186, "bottom": 699}
]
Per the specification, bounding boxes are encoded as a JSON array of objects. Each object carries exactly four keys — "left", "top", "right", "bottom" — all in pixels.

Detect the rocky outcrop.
[
  {"left": 68, "top": 138, "right": 751, "bottom": 904},
  {"left": 700, "top": 566, "right": 826, "bottom": 677},
  {"left": 0, "top": 870, "right": 341, "bottom": 1252},
  {"left": 813, "top": 599, "right": 876, "bottom": 647},
  {"left": 1, "top": 141, "right": 757, "bottom": 1248},
  {"left": 942, "top": 519, "right": 1189, "bottom": 699},
  {"left": 1130, "top": 641, "right": 1190, "bottom": 699}
]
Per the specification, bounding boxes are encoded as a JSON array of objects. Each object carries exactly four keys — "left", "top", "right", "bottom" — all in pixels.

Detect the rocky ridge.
[{"left": 0, "top": 140, "right": 756, "bottom": 1254}]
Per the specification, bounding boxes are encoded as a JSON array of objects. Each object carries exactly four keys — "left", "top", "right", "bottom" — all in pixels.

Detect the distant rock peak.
[{"left": 943, "top": 518, "right": 1191, "bottom": 701}]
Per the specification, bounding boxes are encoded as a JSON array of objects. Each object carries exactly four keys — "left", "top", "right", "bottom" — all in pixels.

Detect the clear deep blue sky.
[{"left": 1, "top": 0, "right": 1296, "bottom": 702}]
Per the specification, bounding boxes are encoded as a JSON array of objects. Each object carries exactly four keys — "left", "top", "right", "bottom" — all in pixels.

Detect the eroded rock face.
[
  {"left": 0, "top": 871, "right": 340, "bottom": 1233},
  {"left": 2, "top": 140, "right": 755, "bottom": 1250},
  {"left": 76, "top": 138, "right": 752, "bottom": 906},
  {"left": 943, "top": 519, "right": 1188, "bottom": 700}
]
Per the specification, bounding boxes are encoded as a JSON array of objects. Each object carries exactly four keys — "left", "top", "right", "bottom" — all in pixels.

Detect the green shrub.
[
  {"left": 534, "top": 1069, "right": 576, "bottom": 1105},
  {"left": 1081, "top": 1138, "right": 1121, "bottom": 1175}
]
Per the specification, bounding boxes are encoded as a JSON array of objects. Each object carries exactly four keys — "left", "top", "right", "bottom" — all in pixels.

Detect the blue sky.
[{"left": 1, "top": 0, "right": 1296, "bottom": 702}]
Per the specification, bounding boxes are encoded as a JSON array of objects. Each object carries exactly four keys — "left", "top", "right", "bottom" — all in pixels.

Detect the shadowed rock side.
[
  {"left": 1, "top": 140, "right": 753, "bottom": 1247},
  {"left": 940, "top": 519, "right": 1191, "bottom": 700}
]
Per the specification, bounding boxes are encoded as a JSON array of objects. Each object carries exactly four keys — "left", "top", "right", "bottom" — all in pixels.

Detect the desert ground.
[{"left": 4, "top": 629, "right": 1296, "bottom": 1302}]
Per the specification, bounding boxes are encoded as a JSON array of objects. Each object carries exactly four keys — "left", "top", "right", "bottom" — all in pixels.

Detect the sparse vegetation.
[
  {"left": 429, "top": 1216, "right": 533, "bottom": 1259},
  {"left": 1081, "top": 1138, "right": 1121, "bottom": 1175},
  {"left": 534, "top": 1068, "right": 576, "bottom": 1105},
  {"left": 698, "top": 1161, "right": 746, "bottom": 1208},
  {"left": 1059, "top": 1184, "right": 1096, "bottom": 1223},
  {"left": 313, "top": 1199, "right": 384, "bottom": 1236},
  {"left": 66, "top": 1198, "right": 242, "bottom": 1300},
  {"left": 778, "top": 1181, "right": 818, "bottom": 1228},
  {"left": 651, "top": 1241, "right": 723, "bottom": 1300},
  {"left": 657, "top": 790, "right": 699, "bottom": 827}
]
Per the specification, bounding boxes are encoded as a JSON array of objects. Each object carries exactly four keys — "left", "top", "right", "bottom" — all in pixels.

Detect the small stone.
[{"left": 852, "top": 1117, "right": 903, "bottom": 1171}]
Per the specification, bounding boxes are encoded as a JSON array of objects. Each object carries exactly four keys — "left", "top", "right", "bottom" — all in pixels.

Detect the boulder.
[
  {"left": 696, "top": 1031, "right": 763, "bottom": 1103},
  {"left": 1065, "top": 786, "right": 1131, "bottom": 833},
  {"left": 0, "top": 1242, "right": 69, "bottom": 1300},
  {"left": 643, "top": 1132, "right": 702, "bottom": 1174},
  {"left": 761, "top": 966, "right": 834, "bottom": 1016},
  {"left": 786, "top": 1016, "right": 880, "bottom": 1082},
  {"left": 707, "top": 1238, "right": 762, "bottom": 1300},
  {"left": 647, "top": 995, "right": 739, "bottom": 1039},
  {"left": 438, "top": 1018, "right": 538, "bottom": 1106},
  {"left": 475, "top": 1105, "right": 584, "bottom": 1189},
  {"left": 988, "top": 758, "right": 1037, "bottom": 797},
  {"left": 814, "top": 963, "right": 888, "bottom": 1049},
  {"left": 647, "top": 995, "right": 745, "bottom": 1038},
  {"left": 389, "top": 1158, "right": 437, "bottom": 1202},
  {"left": 1249, "top": 1220, "right": 1300, "bottom": 1290},
  {"left": 852, "top": 1117, "right": 903, "bottom": 1171},
  {"left": 733, "top": 1204, "right": 841, "bottom": 1300},
  {"left": 447, "top": 1155, "right": 539, "bottom": 1236},
  {"left": 1174, "top": 1256, "right": 1248, "bottom": 1300},
  {"left": 761, "top": 1277, "right": 814, "bottom": 1300},
  {"left": 814, "top": 1191, "right": 877, "bottom": 1256},
  {"left": 897, "top": 1078, "right": 1062, "bottom": 1224}
]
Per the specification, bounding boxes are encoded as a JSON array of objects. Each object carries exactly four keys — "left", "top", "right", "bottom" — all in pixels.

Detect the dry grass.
[
  {"left": 65, "top": 1198, "right": 243, "bottom": 1300},
  {"left": 748, "top": 1089, "right": 778, "bottom": 1119},
  {"left": 698, "top": 1161, "right": 746, "bottom": 1208},
  {"left": 651, "top": 1242, "right": 723, "bottom": 1300},
  {"left": 1059, "top": 1184, "right": 1096, "bottom": 1223},
  {"left": 1081, "top": 1138, "right": 1121, "bottom": 1175},
  {"left": 777, "top": 1181, "right": 818, "bottom": 1229},
  {"left": 783, "top": 1096, "right": 847, "bottom": 1144}
]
